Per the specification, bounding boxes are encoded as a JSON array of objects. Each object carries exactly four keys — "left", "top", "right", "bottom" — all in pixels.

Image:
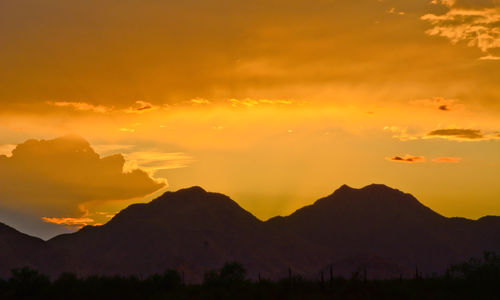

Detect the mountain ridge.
[{"left": 1, "top": 184, "right": 500, "bottom": 282}]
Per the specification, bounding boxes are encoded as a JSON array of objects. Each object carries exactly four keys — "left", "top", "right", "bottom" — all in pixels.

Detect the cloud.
[
  {"left": 47, "top": 100, "right": 162, "bottom": 114},
  {"left": 0, "top": 135, "right": 165, "bottom": 238},
  {"left": 124, "top": 101, "right": 159, "bottom": 113},
  {"left": 119, "top": 128, "right": 136, "bottom": 133},
  {"left": 386, "top": 155, "right": 426, "bottom": 163},
  {"left": 190, "top": 98, "right": 211, "bottom": 105},
  {"left": 432, "top": 157, "right": 462, "bottom": 163},
  {"left": 431, "top": 0, "right": 456, "bottom": 7},
  {"left": 123, "top": 151, "right": 195, "bottom": 174},
  {"left": 421, "top": 6, "right": 500, "bottom": 54},
  {"left": 0, "top": 144, "right": 16, "bottom": 157},
  {"left": 47, "top": 101, "right": 113, "bottom": 113},
  {"left": 41, "top": 217, "right": 94, "bottom": 229},
  {"left": 427, "top": 128, "right": 484, "bottom": 139},
  {"left": 410, "top": 97, "right": 463, "bottom": 111},
  {"left": 480, "top": 54, "right": 500, "bottom": 60},
  {"left": 229, "top": 98, "right": 294, "bottom": 108},
  {"left": 386, "top": 7, "right": 406, "bottom": 15},
  {"left": 383, "top": 126, "right": 420, "bottom": 141},
  {"left": 386, "top": 126, "right": 500, "bottom": 142}
]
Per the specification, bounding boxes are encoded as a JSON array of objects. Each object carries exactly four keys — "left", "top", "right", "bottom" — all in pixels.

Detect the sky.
[{"left": 0, "top": 0, "right": 499, "bottom": 239}]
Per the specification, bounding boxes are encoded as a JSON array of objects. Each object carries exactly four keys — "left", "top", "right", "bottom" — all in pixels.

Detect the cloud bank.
[{"left": 0, "top": 135, "right": 165, "bottom": 238}]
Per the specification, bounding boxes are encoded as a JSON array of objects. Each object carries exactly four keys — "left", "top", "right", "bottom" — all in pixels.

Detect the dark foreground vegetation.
[{"left": 2, "top": 253, "right": 500, "bottom": 299}]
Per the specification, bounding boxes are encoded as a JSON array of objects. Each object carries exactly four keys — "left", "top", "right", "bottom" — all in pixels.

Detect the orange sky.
[{"left": 0, "top": 0, "right": 499, "bottom": 239}]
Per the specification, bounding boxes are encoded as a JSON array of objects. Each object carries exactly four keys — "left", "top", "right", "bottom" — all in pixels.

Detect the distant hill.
[{"left": 1, "top": 184, "right": 500, "bottom": 282}]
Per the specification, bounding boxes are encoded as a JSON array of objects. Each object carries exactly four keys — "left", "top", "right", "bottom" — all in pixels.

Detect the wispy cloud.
[
  {"left": 432, "top": 157, "right": 462, "bottom": 163},
  {"left": 190, "top": 98, "right": 211, "bottom": 105},
  {"left": 386, "top": 7, "right": 406, "bottom": 15},
  {"left": 47, "top": 101, "right": 113, "bottom": 113},
  {"left": 123, "top": 151, "right": 195, "bottom": 176},
  {"left": 421, "top": 7, "right": 500, "bottom": 54},
  {"left": 480, "top": 54, "right": 500, "bottom": 60},
  {"left": 47, "top": 100, "right": 163, "bottom": 114},
  {"left": 41, "top": 216, "right": 95, "bottom": 229},
  {"left": 229, "top": 98, "right": 294, "bottom": 108},
  {"left": 430, "top": 0, "right": 455, "bottom": 7},
  {"left": 383, "top": 126, "right": 419, "bottom": 141}
]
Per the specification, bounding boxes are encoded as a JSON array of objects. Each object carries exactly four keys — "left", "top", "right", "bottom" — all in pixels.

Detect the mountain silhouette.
[
  {"left": 0, "top": 223, "right": 44, "bottom": 278},
  {"left": 43, "top": 187, "right": 320, "bottom": 281},
  {"left": 1, "top": 184, "right": 500, "bottom": 281},
  {"left": 267, "top": 184, "right": 477, "bottom": 276}
]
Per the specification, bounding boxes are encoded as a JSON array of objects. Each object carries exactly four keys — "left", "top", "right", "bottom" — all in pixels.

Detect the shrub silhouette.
[
  {"left": 8, "top": 267, "right": 50, "bottom": 299},
  {"left": 52, "top": 272, "right": 79, "bottom": 298},
  {"left": 204, "top": 261, "right": 247, "bottom": 287},
  {"left": 146, "top": 269, "right": 182, "bottom": 290},
  {"left": 447, "top": 251, "right": 500, "bottom": 282}
]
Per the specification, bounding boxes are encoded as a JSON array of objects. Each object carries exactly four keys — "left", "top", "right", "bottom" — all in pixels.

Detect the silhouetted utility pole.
[
  {"left": 258, "top": 272, "right": 261, "bottom": 284},
  {"left": 182, "top": 271, "right": 185, "bottom": 286},
  {"left": 363, "top": 266, "right": 367, "bottom": 284},
  {"left": 289, "top": 267, "right": 292, "bottom": 289},
  {"left": 321, "top": 270, "right": 324, "bottom": 285},
  {"left": 415, "top": 265, "right": 420, "bottom": 280}
]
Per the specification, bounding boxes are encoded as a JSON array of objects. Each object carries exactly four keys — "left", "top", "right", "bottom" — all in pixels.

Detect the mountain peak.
[
  {"left": 282, "top": 183, "right": 441, "bottom": 224},
  {"left": 177, "top": 186, "right": 207, "bottom": 194},
  {"left": 361, "top": 184, "right": 401, "bottom": 193},
  {"left": 338, "top": 184, "right": 355, "bottom": 191},
  {"left": 106, "top": 186, "right": 258, "bottom": 229},
  {"left": 330, "top": 184, "right": 403, "bottom": 199},
  {"left": 147, "top": 186, "right": 209, "bottom": 206}
]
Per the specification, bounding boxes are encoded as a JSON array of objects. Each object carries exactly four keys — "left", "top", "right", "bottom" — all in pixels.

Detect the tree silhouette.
[{"left": 8, "top": 267, "right": 50, "bottom": 299}]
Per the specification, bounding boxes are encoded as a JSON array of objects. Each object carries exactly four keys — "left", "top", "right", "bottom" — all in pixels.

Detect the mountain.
[
  {"left": 267, "top": 184, "right": 490, "bottom": 276},
  {"left": 0, "top": 222, "right": 45, "bottom": 278},
  {"left": 44, "top": 187, "right": 321, "bottom": 281},
  {"left": 2, "top": 184, "right": 500, "bottom": 281}
]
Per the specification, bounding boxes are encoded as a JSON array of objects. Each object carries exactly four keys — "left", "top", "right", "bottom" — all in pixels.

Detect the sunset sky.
[{"left": 0, "top": 0, "right": 499, "bottom": 239}]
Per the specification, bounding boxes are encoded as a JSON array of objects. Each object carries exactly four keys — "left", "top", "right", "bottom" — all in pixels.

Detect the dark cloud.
[
  {"left": 427, "top": 129, "right": 484, "bottom": 140},
  {"left": 386, "top": 155, "right": 425, "bottom": 163},
  {"left": 438, "top": 105, "right": 450, "bottom": 111},
  {"left": 0, "top": 135, "right": 165, "bottom": 239}
]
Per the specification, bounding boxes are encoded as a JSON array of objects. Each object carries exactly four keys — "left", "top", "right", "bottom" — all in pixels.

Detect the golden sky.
[{"left": 0, "top": 0, "right": 499, "bottom": 239}]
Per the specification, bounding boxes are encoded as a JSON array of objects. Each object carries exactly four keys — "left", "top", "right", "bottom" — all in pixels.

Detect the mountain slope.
[{"left": 0, "top": 222, "right": 45, "bottom": 278}]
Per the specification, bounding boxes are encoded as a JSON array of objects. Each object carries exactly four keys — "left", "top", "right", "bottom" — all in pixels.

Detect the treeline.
[{"left": 2, "top": 253, "right": 500, "bottom": 299}]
